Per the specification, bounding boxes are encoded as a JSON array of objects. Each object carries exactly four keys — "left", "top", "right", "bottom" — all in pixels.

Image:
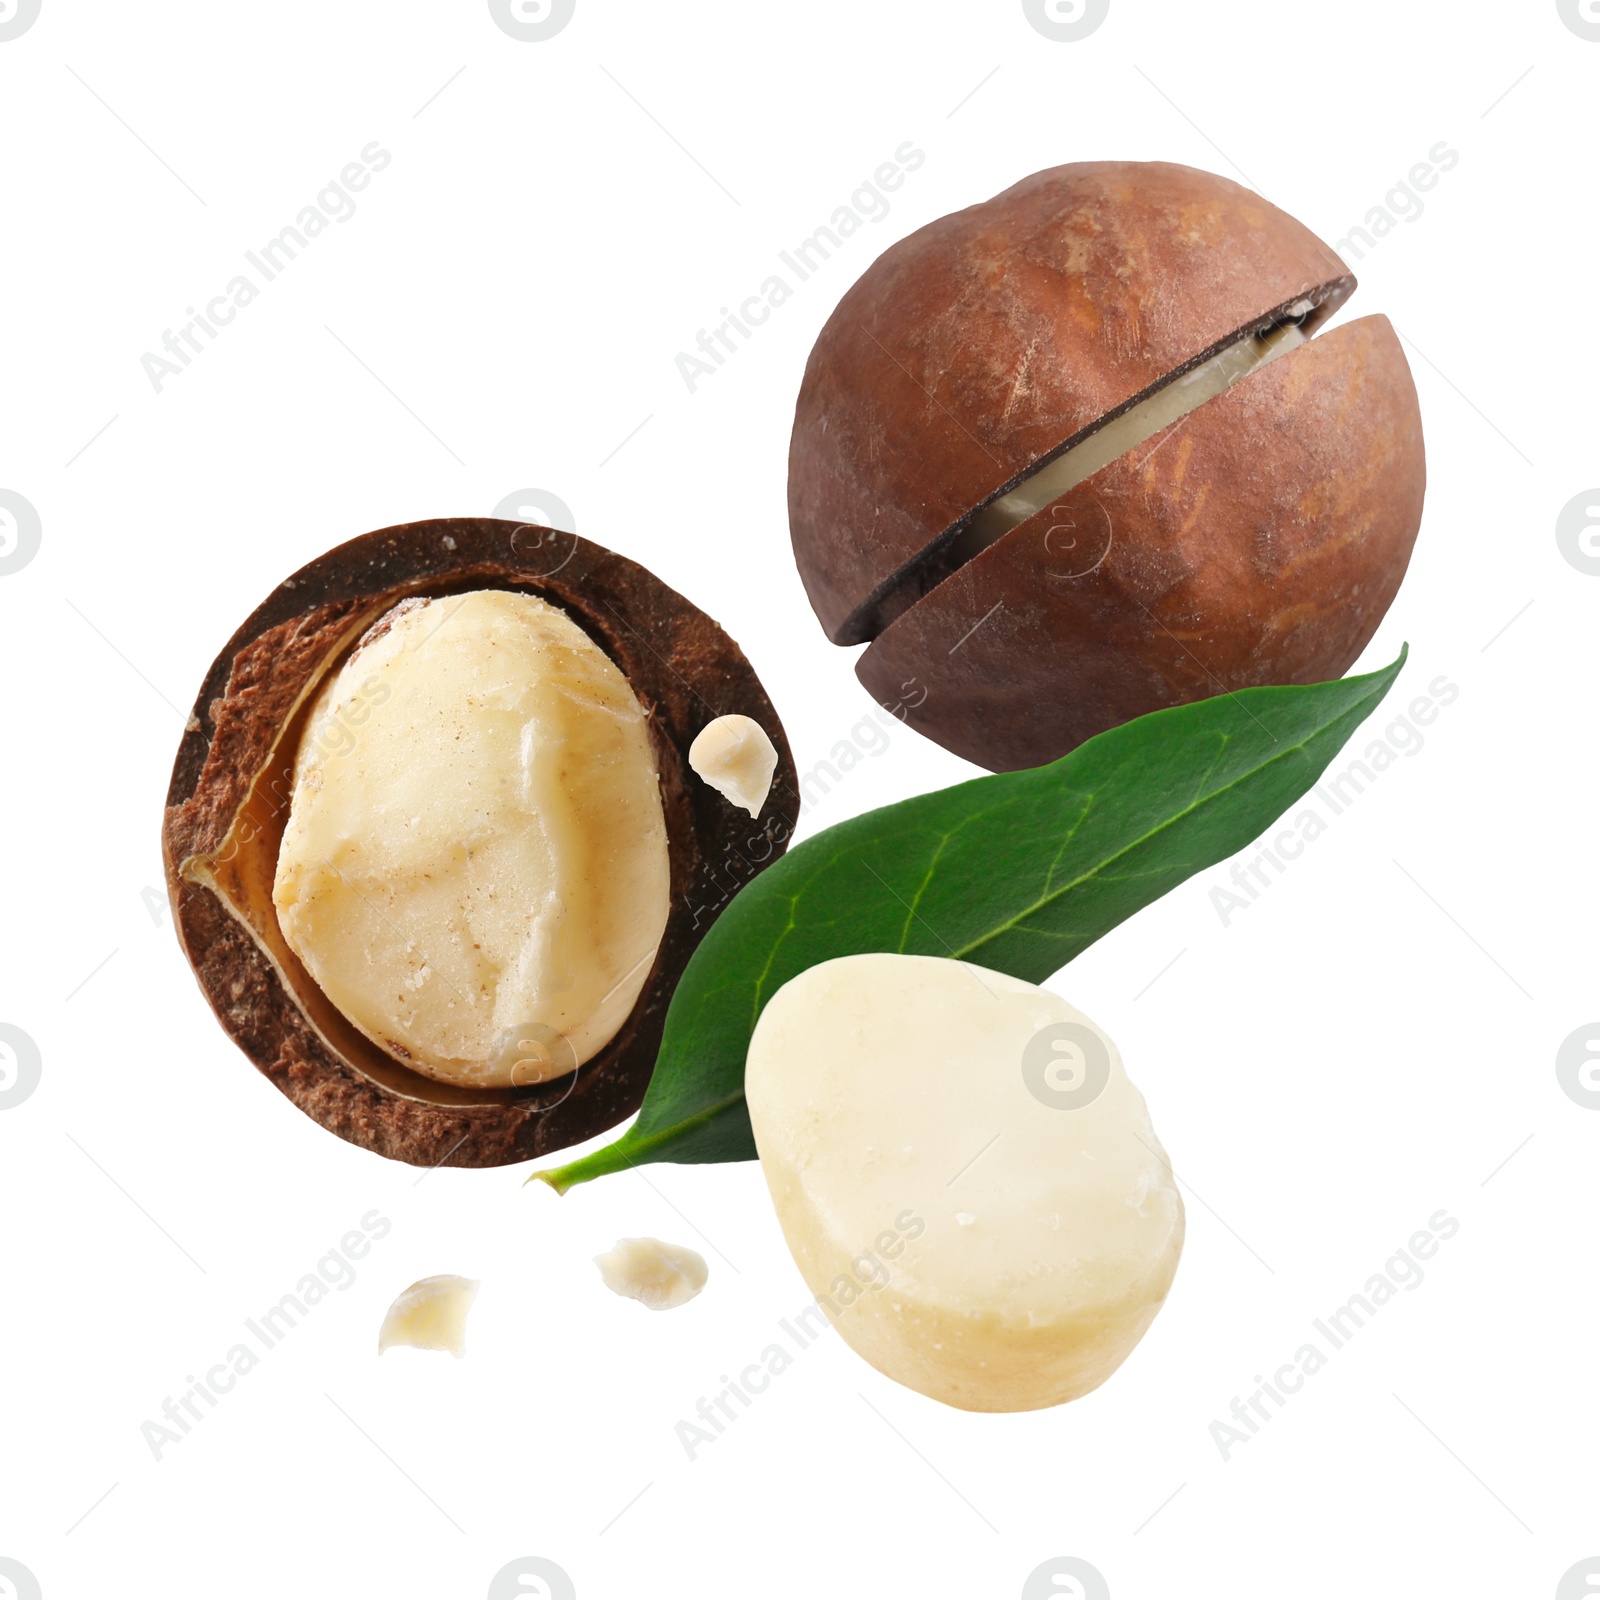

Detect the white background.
[{"left": 1, "top": 2, "right": 1595, "bottom": 1596}]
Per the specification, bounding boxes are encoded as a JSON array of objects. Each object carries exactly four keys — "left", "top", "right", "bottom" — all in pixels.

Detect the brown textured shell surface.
[
  {"left": 789, "top": 161, "right": 1356, "bottom": 646},
  {"left": 788, "top": 160, "right": 1425, "bottom": 772},
  {"left": 855, "top": 316, "right": 1424, "bottom": 771},
  {"left": 162, "top": 518, "right": 799, "bottom": 1168}
]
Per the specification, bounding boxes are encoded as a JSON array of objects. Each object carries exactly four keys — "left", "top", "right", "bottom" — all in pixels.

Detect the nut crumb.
[
  {"left": 378, "top": 1274, "right": 480, "bottom": 1357},
  {"left": 594, "top": 1237, "right": 708, "bottom": 1310},
  {"left": 688, "top": 714, "right": 778, "bottom": 817}
]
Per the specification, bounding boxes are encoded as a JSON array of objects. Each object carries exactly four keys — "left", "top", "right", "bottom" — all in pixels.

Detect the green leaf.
[{"left": 536, "top": 648, "right": 1407, "bottom": 1192}]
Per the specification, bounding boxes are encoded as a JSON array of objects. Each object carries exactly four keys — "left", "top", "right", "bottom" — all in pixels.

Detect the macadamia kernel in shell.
[
  {"left": 745, "top": 953, "right": 1184, "bottom": 1412},
  {"left": 272, "top": 590, "right": 670, "bottom": 1089}
]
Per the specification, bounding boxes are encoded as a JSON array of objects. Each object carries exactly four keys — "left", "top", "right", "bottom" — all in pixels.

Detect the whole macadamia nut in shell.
[{"left": 788, "top": 161, "right": 1425, "bottom": 771}]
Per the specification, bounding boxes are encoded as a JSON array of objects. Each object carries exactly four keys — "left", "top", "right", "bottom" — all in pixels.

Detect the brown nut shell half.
[
  {"left": 855, "top": 315, "right": 1424, "bottom": 771},
  {"left": 789, "top": 161, "right": 1354, "bottom": 645},
  {"left": 162, "top": 518, "right": 799, "bottom": 1168}
]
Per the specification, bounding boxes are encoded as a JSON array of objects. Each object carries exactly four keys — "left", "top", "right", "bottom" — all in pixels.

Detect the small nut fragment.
[
  {"left": 745, "top": 953, "right": 1184, "bottom": 1412},
  {"left": 378, "top": 1275, "right": 480, "bottom": 1357},
  {"left": 594, "top": 1237, "right": 708, "bottom": 1310},
  {"left": 688, "top": 714, "right": 778, "bottom": 817}
]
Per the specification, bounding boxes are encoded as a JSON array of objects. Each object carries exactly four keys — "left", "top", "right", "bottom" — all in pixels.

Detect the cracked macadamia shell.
[
  {"left": 746, "top": 954, "right": 1184, "bottom": 1413},
  {"left": 162, "top": 518, "right": 799, "bottom": 1168},
  {"left": 858, "top": 314, "right": 1422, "bottom": 771},
  {"left": 788, "top": 160, "right": 1424, "bottom": 771}
]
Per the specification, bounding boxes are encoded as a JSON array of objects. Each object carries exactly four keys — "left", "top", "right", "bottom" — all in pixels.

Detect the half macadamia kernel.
[{"left": 746, "top": 954, "right": 1184, "bottom": 1413}]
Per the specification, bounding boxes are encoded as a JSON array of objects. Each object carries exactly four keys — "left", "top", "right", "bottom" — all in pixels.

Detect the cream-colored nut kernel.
[
  {"left": 594, "top": 1237, "right": 708, "bottom": 1310},
  {"left": 272, "top": 590, "right": 671, "bottom": 1088},
  {"left": 687, "top": 714, "right": 777, "bottom": 817},
  {"left": 378, "top": 1275, "right": 480, "bottom": 1358},
  {"left": 745, "top": 953, "right": 1184, "bottom": 1413}
]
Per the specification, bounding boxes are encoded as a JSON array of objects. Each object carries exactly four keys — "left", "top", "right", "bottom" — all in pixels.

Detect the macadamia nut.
[
  {"left": 688, "top": 714, "right": 778, "bottom": 817},
  {"left": 745, "top": 954, "right": 1184, "bottom": 1412},
  {"left": 789, "top": 162, "right": 1425, "bottom": 771},
  {"left": 594, "top": 1237, "right": 708, "bottom": 1310},
  {"left": 272, "top": 590, "right": 670, "bottom": 1088},
  {"left": 378, "top": 1275, "right": 480, "bottom": 1358}
]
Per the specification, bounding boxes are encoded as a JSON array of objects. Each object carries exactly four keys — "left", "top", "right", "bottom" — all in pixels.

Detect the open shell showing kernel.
[{"left": 162, "top": 518, "right": 798, "bottom": 1168}]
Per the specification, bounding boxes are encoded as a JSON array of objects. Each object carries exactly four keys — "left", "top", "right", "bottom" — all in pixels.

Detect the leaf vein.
[{"left": 954, "top": 695, "right": 1384, "bottom": 962}]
